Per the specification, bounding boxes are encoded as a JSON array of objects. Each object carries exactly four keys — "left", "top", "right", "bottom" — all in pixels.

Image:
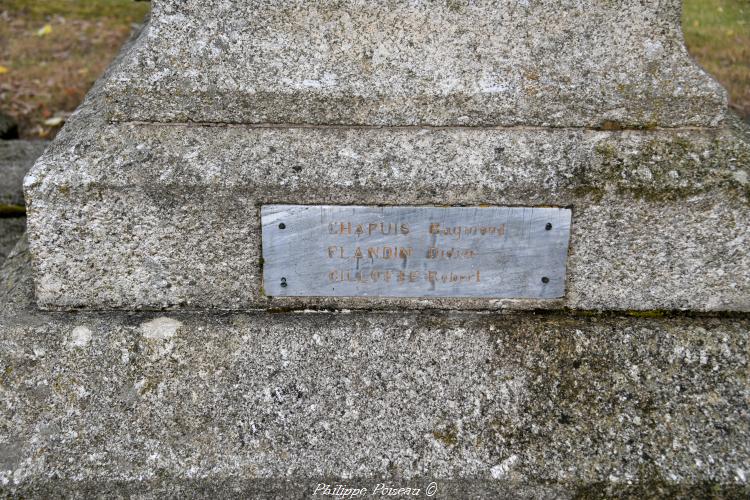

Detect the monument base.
[
  {"left": 2, "top": 238, "right": 747, "bottom": 497},
  {"left": 24, "top": 85, "right": 750, "bottom": 313},
  {"left": 23, "top": 21, "right": 750, "bottom": 313}
]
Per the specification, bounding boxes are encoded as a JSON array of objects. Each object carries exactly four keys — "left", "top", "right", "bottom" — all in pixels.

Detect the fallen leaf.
[
  {"left": 0, "top": 66, "right": 8, "bottom": 75},
  {"left": 37, "top": 24, "right": 53, "bottom": 37},
  {"left": 43, "top": 117, "right": 63, "bottom": 127}
]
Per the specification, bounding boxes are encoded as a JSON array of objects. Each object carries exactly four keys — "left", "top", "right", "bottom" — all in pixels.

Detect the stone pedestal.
[
  {"left": 1, "top": 242, "right": 748, "bottom": 497},
  {"left": 3, "top": 0, "right": 749, "bottom": 496}
]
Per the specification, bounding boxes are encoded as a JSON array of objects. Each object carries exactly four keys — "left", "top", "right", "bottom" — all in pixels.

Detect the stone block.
[
  {"left": 24, "top": 85, "right": 750, "bottom": 311},
  {"left": 23, "top": 2, "right": 749, "bottom": 312},
  {"left": 6, "top": 2, "right": 750, "bottom": 495},
  {"left": 0, "top": 244, "right": 747, "bottom": 497},
  {"left": 105, "top": 0, "right": 726, "bottom": 128}
]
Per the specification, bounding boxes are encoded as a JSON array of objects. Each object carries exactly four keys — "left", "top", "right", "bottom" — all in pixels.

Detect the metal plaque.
[{"left": 261, "top": 205, "right": 572, "bottom": 299}]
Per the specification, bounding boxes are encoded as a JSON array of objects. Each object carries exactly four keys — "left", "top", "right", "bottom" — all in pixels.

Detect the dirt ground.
[
  {"left": 0, "top": 0, "right": 149, "bottom": 139},
  {"left": 0, "top": 0, "right": 748, "bottom": 139}
]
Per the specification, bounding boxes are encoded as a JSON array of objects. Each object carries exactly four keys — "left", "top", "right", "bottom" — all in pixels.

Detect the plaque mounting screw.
[
  {"left": 545, "top": 223, "right": 552, "bottom": 231},
  {"left": 279, "top": 223, "right": 286, "bottom": 229},
  {"left": 280, "top": 277, "right": 288, "bottom": 288},
  {"left": 541, "top": 277, "right": 550, "bottom": 284}
]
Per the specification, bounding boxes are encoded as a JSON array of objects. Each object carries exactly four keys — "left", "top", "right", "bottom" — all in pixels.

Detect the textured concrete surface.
[
  {"left": 9, "top": 4, "right": 749, "bottom": 498},
  {"left": 22, "top": 3, "right": 750, "bottom": 313},
  {"left": 0, "top": 140, "right": 47, "bottom": 208},
  {"left": 104, "top": 0, "right": 726, "bottom": 128},
  {"left": 1, "top": 240, "right": 748, "bottom": 497},
  {"left": 25, "top": 84, "right": 750, "bottom": 311}
]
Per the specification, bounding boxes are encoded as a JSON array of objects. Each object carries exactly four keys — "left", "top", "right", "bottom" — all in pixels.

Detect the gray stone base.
[
  {"left": 1, "top": 238, "right": 747, "bottom": 497},
  {"left": 24, "top": 90, "right": 750, "bottom": 312},
  {"left": 21, "top": 16, "right": 750, "bottom": 313}
]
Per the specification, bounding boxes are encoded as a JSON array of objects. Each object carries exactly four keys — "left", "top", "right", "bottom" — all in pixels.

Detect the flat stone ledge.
[
  {"left": 25, "top": 113, "right": 750, "bottom": 312},
  {"left": 1, "top": 246, "right": 748, "bottom": 495},
  {"left": 3, "top": 478, "right": 747, "bottom": 499},
  {"left": 104, "top": 0, "right": 726, "bottom": 128},
  {"left": 20, "top": 2, "right": 749, "bottom": 313}
]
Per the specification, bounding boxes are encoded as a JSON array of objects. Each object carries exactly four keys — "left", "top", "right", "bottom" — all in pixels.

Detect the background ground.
[
  {"left": 0, "top": 0, "right": 149, "bottom": 139},
  {"left": 0, "top": 0, "right": 748, "bottom": 139}
]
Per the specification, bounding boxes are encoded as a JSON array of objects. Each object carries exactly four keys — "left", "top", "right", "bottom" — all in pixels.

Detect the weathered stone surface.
[
  {"left": 104, "top": 0, "right": 726, "bottom": 128},
  {"left": 1, "top": 242, "right": 747, "bottom": 497},
  {"left": 22, "top": 3, "right": 750, "bottom": 312},
  {"left": 0, "top": 140, "right": 47, "bottom": 208},
  {"left": 9, "top": 3, "right": 749, "bottom": 498},
  {"left": 25, "top": 85, "right": 750, "bottom": 311}
]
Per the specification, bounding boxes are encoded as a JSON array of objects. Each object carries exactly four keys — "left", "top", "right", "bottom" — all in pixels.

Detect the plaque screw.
[
  {"left": 541, "top": 277, "right": 550, "bottom": 284},
  {"left": 279, "top": 223, "right": 286, "bottom": 230},
  {"left": 545, "top": 223, "right": 552, "bottom": 231},
  {"left": 280, "top": 277, "right": 288, "bottom": 288}
]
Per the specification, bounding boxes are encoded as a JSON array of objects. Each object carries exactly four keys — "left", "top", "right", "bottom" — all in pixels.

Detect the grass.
[
  {"left": 0, "top": 1, "right": 747, "bottom": 139},
  {"left": 683, "top": 0, "right": 750, "bottom": 118},
  {"left": 2, "top": 0, "right": 150, "bottom": 20}
]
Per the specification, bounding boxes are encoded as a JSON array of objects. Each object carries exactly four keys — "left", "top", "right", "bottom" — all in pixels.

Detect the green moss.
[
  {"left": 446, "top": 0, "right": 465, "bottom": 13},
  {"left": 626, "top": 310, "right": 667, "bottom": 319},
  {"left": 588, "top": 133, "right": 750, "bottom": 204},
  {"left": 572, "top": 185, "right": 605, "bottom": 203},
  {"left": 433, "top": 424, "right": 458, "bottom": 447},
  {"left": 139, "top": 378, "right": 159, "bottom": 395},
  {"left": 594, "top": 142, "right": 617, "bottom": 159},
  {"left": 574, "top": 480, "right": 746, "bottom": 499},
  {"left": 0, "top": 204, "right": 26, "bottom": 217}
]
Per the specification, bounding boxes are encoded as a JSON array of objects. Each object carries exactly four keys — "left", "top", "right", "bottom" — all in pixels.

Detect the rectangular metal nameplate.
[{"left": 261, "top": 205, "right": 572, "bottom": 299}]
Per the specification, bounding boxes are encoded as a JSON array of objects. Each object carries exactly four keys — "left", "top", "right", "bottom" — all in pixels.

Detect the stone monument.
[{"left": 1, "top": 0, "right": 748, "bottom": 497}]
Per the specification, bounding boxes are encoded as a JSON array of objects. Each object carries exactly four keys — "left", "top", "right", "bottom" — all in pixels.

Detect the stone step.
[
  {"left": 105, "top": 0, "right": 725, "bottom": 128},
  {"left": 21, "top": 2, "right": 750, "bottom": 312},
  {"left": 0, "top": 244, "right": 747, "bottom": 496},
  {"left": 24, "top": 88, "right": 750, "bottom": 311}
]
